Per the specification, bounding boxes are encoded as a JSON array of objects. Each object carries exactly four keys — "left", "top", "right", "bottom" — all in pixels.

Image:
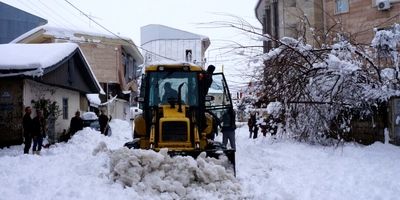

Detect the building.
[
  {"left": 324, "top": 0, "right": 400, "bottom": 44},
  {"left": 141, "top": 24, "right": 210, "bottom": 67},
  {"left": 0, "top": 43, "right": 102, "bottom": 146},
  {"left": 255, "top": 0, "right": 400, "bottom": 49},
  {"left": 255, "top": 0, "right": 324, "bottom": 52},
  {"left": 0, "top": 2, "right": 47, "bottom": 44},
  {"left": 12, "top": 25, "right": 144, "bottom": 120}
]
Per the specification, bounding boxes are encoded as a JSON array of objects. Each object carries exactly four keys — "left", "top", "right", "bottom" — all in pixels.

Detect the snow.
[
  {"left": 266, "top": 101, "right": 282, "bottom": 117},
  {"left": 0, "top": 120, "right": 399, "bottom": 200},
  {"left": 0, "top": 43, "right": 78, "bottom": 77},
  {"left": 86, "top": 94, "right": 101, "bottom": 106},
  {"left": 81, "top": 112, "right": 98, "bottom": 120},
  {"left": 11, "top": 25, "right": 132, "bottom": 44}
]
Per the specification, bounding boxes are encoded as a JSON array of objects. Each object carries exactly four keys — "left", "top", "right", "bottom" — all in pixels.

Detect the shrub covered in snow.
[{"left": 234, "top": 21, "right": 400, "bottom": 144}]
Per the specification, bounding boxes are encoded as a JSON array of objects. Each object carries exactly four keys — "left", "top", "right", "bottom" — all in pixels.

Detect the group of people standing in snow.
[
  {"left": 248, "top": 112, "right": 279, "bottom": 139},
  {"left": 22, "top": 106, "right": 46, "bottom": 155},
  {"left": 23, "top": 106, "right": 111, "bottom": 154}
]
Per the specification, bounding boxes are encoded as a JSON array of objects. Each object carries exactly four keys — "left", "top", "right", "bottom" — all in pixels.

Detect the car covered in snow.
[{"left": 81, "top": 112, "right": 100, "bottom": 131}]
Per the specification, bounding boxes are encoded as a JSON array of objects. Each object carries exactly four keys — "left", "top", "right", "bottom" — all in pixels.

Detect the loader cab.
[
  {"left": 135, "top": 65, "right": 205, "bottom": 149},
  {"left": 147, "top": 71, "right": 199, "bottom": 107}
]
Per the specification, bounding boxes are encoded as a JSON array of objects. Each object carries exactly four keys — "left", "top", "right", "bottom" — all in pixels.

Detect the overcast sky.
[{"left": 2, "top": 0, "right": 262, "bottom": 89}]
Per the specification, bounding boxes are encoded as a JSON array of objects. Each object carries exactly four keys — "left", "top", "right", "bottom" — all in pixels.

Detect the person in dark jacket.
[
  {"left": 248, "top": 114, "right": 254, "bottom": 138},
  {"left": 69, "top": 111, "right": 83, "bottom": 137},
  {"left": 98, "top": 110, "right": 109, "bottom": 135},
  {"left": 22, "top": 106, "right": 33, "bottom": 154},
  {"left": 221, "top": 109, "right": 236, "bottom": 149},
  {"left": 32, "top": 110, "right": 46, "bottom": 155},
  {"left": 199, "top": 65, "right": 216, "bottom": 132},
  {"left": 161, "top": 82, "right": 178, "bottom": 103},
  {"left": 203, "top": 65, "right": 215, "bottom": 95},
  {"left": 252, "top": 112, "right": 259, "bottom": 139}
]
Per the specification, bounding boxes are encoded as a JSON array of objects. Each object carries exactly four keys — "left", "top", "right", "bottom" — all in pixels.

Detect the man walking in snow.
[{"left": 22, "top": 106, "right": 33, "bottom": 154}]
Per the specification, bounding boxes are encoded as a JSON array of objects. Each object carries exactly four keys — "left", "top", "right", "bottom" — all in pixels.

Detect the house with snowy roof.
[
  {"left": 141, "top": 24, "right": 210, "bottom": 67},
  {"left": 0, "top": 43, "right": 102, "bottom": 146},
  {"left": 11, "top": 25, "right": 144, "bottom": 120}
]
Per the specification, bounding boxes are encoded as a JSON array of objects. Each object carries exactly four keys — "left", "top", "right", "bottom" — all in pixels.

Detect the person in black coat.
[
  {"left": 22, "top": 106, "right": 33, "bottom": 154},
  {"left": 248, "top": 114, "right": 254, "bottom": 138},
  {"left": 203, "top": 65, "right": 215, "bottom": 95},
  {"left": 221, "top": 109, "right": 236, "bottom": 149},
  {"left": 32, "top": 110, "right": 46, "bottom": 155},
  {"left": 98, "top": 110, "right": 109, "bottom": 135},
  {"left": 69, "top": 111, "right": 83, "bottom": 137},
  {"left": 199, "top": 65, "right": 216, "bottom": 132},
  {"left": 161, "top": 82, "right": 178, "bottom": 103}
]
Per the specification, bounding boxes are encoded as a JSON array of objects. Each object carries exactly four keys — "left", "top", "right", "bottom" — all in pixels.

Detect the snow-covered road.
[{"left": 0, "top": 120, "right": 399, "bottom": 200}]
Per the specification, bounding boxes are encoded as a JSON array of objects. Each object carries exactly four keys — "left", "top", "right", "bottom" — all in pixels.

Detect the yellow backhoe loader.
[{"left": 124, "top": 63, "right": 236, "bottom": 172}]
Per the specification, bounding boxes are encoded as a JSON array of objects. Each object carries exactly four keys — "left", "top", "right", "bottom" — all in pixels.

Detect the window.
[
  {"left": 335, "top": 0, "right": 349, "bottom": 14},
  {"left": 185, "top": 50, "right": 192, "bottom": 62},
  {"left": 148, "top": 72, "right": 198, "bottom": 106},
  {"left": 62, "top": 98, "right": 68, "bottom": 119}
]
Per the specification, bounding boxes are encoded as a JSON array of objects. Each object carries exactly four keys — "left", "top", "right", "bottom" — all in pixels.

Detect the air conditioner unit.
[{"left": 376, "top": 0, "right": 391, "bottom": 11}]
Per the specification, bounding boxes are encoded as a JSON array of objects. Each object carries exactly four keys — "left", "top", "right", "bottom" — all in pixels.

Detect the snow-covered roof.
[
  {"left": 141, "top": 24, "right": 210, "bottom": 49},
  {"left": 0, "top": 43, "right": 78, "bottom": 77},
  {"left": 11, "top": 25, "right": 143, "bottom": 64},
  {"left": 11, "top": 24, "right": 130, "bottom": 44},
  {"left": 0, "top": 43, "right": 104, "bottom": 94},
  {"left": 86, "top": 94, "right": 101, "bottom": 106}
]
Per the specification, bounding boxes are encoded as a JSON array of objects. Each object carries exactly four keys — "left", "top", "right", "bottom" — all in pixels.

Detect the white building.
[{"left": 141, "top": 24, "right": 210, "bottom": 67}]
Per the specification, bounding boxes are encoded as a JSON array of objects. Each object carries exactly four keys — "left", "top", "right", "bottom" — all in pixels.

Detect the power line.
[
  {"left": 16, "top": 0, "right": 65, "bottom": 28},
  {"left": 52, "top": 0, "right": 111, "bottom": 35},
  {"left": 36, "top": 0, "right": 82, "bottom": 31},
  {"left": 63, "top": 0, "right": 176, "bottom": 62}
]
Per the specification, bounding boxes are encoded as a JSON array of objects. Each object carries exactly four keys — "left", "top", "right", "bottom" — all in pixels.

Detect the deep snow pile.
[
  {"left": 106, "top": 147, "right": 240, "bottom": 199},
  {"left": 0, "top": 119, "right": 241, "bottom": 200}
]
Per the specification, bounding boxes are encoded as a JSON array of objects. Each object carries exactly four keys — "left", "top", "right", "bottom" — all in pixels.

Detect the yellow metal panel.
[
  {"left": 149, "top": 125, "right": 155, "bottom": 148},
  {"left": 133, "top": 115, "right": 146, "bottom": 136},
  {"left": 157, "top": 142, "right": 193, "bottom": 149},
  {"left": 161, "top": 105, "right": 186, "bottom": 118},
  {"left": 159, "top": 117, "right": 191, "bottom": 143},
  {"left": 155, "top": 147, "right": 195, "bottom": 151},
  {"left": 145, "top": 64, "right": 203, "bottom": 72}
]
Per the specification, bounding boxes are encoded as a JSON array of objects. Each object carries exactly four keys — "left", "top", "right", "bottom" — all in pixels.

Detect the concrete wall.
[
  {"left": 0, "top": 78, "right": 23, "bottom": 145},
  {"left": 324, "top": 0, "right": 400, "bottom": 43},
  {"left": 78, "top": 43, "right": 120, "bottom": 84},
  {"left": 257, "top": 0, "right": 324, "bottom": 48},
  {"left": 103, "top": 98, "right": 129, "bottom": 121},
  {"left": 142, "top": 39, "right": 204, "bottom": 66}
]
